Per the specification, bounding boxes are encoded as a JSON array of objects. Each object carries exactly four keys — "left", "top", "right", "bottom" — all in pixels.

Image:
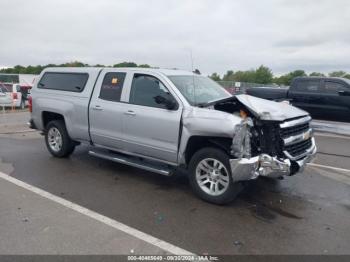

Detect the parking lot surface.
[
  {"left": 0, "top": 173, "right": 181, "bottom": 255},
  {"left": 0, "top": 112, "right": 350, "bottom": 255}
]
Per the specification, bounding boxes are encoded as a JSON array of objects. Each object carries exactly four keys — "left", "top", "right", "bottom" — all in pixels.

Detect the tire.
[
  {"left": 45, "top": 120, "right": 75, "bottom": 158},
  {"left": 188, "top": 147, "right": 243, "bottom": 205}
]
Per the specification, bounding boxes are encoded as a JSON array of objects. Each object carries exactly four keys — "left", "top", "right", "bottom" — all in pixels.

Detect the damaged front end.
[
  {"left": 181, "top": 94, "right": 317, "bottom": 183},
  {"left": 229, "top": 114, "right": 316, "bottom": 182}
]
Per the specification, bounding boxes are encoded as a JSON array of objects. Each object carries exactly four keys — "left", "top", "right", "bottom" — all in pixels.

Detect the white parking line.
[
  {"left": 0, "top": 171, "right": 193, "bottom": 255},
  {"left": 315, "top": 132, "right": 350, "bottom": 140},
  {"left": 0, "top": 129, "right": 37, "bottom": 134},
  {"left": 307, "top": 164, "right": 350, "bottom": 186},
  {"left": 307, "top": 163, "right": 350, "bottom": 174}
]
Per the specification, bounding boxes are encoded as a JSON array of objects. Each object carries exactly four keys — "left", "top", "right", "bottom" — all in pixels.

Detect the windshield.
[{"left": 168, "top": 75, "right": 231, "bottom": 105}]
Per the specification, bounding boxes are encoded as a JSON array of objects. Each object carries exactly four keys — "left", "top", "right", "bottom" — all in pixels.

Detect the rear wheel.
[
  {"left": 45, "top": 120, "right": 75, "bottom": 157},
  {"left": 188, "top": 147, "right": 243, "bottom": 204}
]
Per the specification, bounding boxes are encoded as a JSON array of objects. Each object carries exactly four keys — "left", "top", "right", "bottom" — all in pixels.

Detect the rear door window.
[
  {"left": 324, "top": 81, "right": 348, "bottom": 93},
  {"left": 38, "top": 72, "right": 89, "bottom": 92},
  {"left": 99, "top": 72, "right": 126, "bottom": 102}
]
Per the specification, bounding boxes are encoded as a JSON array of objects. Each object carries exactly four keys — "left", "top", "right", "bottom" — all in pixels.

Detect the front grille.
[
  {"left": 284, "top": 138, "right": 312, "bottom": 158},
  {"left": 278, "top": 116, "right": 313, "bottom": 160},
  {"left": 280, "top": 122, "right": 310, "bottom": 138}
]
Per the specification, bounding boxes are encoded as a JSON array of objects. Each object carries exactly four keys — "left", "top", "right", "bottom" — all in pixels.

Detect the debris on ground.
[
  {"left": 154, "top": 211, "right": 164, "bottom": 224},
  {"left": 234, "top": 240, "right": 243, "bottom": 246}
]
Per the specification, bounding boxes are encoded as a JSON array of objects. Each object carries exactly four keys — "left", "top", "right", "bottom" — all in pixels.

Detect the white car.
[{"left": 0, "top": 83, "right": 28, "bottom": 109}]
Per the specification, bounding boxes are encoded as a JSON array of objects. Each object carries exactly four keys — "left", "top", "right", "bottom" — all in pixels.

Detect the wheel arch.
[
  {"left": 42, "top": 111, "right": 65, "bottom": 130},
  {"left": 184, "top": 135, "right": 232, "bottom": 166}
]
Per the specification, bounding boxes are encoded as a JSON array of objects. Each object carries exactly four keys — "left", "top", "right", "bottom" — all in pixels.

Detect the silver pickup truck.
[{"left": 29, "top": 67, "right": 316, "bottom": 204}]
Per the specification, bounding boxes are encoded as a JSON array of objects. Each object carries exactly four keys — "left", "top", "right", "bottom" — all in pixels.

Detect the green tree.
[
  {"left": 222, "top": 70, "right": 234, "bottom": 81},
  {"left": 113, "top": 62, "right": 137, "bottom": 67},
  {"left": 273, "top": 70, "right": 307, "bottom": 86},
  {"left": 63, "top": 61, "right": 87, "bottom": 67},
  {"left": 254, "top": 65, "right": 273, "bottom": 84},
  {"left": 209, "top": 72, "right": 221, "bottom": 81},
  {"left": 290, "top": 70, "right": 307, "bottom": 78},
  {"left": 232, "top": 70, "right": 256, "bottom": 83},
  {"left": 329, "top": 71, "right": 347, "bottom": 77},
  {"left": 138, "top": 64, "right": 151, "bottom": 68},
  {"left": 310, "top": 72, "right": 325, "bottom": 77}
]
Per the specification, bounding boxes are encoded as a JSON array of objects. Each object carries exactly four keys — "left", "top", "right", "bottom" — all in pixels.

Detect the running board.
[{"left": 88, "top": 150, "right": 172, "bottom": 176}]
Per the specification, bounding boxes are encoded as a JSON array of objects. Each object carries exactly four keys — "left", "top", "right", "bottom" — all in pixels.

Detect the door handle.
[
  {"left": 339, "top": 90, "right": 350, "bottom": 96},
  {"left": 92, "top": 105, "right": 103, "bottom": 111},
  {"left": 124, "top": 110, "right": 136, "bottom": 116}
]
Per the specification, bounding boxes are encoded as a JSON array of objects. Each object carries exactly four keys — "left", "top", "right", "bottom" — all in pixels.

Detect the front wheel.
[
  {"left": 45, "top": 120, "right": 75, "bottom": 158},
  {"left": 188, "top": 147, "right": 243, "bottom": 205}
]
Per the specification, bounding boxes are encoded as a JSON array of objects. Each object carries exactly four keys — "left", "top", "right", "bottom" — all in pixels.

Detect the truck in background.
[{"left": 246, "top": 77, "right": 350, "bottom": 122}]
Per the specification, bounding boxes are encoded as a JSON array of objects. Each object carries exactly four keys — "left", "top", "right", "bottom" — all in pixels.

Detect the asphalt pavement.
[
  {"left": 0, "top": 174, "right": 177, "bottom": 255},
  {"left": 0, "top": 111, "right": 350, "bottom": 255}
]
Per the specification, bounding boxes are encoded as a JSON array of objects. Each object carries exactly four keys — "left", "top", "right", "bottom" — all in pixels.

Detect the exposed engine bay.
[{"left": 206, "top": 96, "right": 286, "bottom": 159}]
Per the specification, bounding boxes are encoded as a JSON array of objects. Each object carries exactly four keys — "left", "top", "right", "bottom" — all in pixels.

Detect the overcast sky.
[{"left": 0, "top": 0, "right": 349, "bottom": 75}]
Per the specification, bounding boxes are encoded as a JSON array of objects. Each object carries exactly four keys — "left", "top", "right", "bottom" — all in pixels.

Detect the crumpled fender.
[
  {"left": 178, "top": 107, "right": 242, "bottom": 164},
  {"left": 231, "top": 117, "right": 254, "bottom": 159}
]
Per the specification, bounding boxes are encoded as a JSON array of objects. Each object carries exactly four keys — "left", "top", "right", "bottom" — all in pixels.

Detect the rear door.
[
  {"left": 89, "top": 70, "right": 131, "bottom": 150},
  {"left": 122, "top": 73, "right": 183, "bottom": 164}
]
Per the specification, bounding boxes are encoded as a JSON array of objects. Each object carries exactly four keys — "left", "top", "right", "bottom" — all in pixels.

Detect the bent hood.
[{"left": 236, "top": 94, "right": 308, "bottom": 121}]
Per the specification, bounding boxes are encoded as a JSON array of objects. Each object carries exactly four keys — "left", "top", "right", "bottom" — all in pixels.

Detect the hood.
[{"left": 235, "top": 94, "right": 308, "bottom": 121}]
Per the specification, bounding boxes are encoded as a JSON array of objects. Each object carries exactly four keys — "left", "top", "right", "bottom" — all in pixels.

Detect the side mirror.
[{"left": 154, "top": 95, "right": 177, "bottom": 110}]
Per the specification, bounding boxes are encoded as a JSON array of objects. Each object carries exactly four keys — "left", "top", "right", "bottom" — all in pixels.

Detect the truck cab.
[{"left": 290, "top": 77, "right": 350, "bottom": 121}]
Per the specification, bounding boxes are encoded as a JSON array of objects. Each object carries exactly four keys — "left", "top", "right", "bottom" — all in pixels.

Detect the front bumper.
[{"left": 230, "top": 137, "right": 317, "bottom": 182}]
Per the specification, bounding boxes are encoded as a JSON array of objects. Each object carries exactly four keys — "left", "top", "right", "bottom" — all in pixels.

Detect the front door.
[
  {"left": 122, "top": 73, "right": 182, "bottom": 163},
  {"left": 322, "top": 80, "right": 350, "bottom": 120}
]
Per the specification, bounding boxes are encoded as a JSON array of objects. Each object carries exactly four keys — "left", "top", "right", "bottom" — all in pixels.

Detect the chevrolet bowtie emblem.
[{"left": 303, "top": 131, "right": 311, "bottom": 140}]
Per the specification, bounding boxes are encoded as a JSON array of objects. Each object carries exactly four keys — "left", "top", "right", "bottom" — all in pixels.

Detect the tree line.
[
  {"left": 1, "top": 62, "right": 349, "bottom": 86},
  {"left": 210, "top": 65, "right": 350, "bottom": 86}
]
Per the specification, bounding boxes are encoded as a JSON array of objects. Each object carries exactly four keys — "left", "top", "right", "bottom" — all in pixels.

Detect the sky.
[{"left": 0, "top": 0, "right": 349, "bottom": 76}]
